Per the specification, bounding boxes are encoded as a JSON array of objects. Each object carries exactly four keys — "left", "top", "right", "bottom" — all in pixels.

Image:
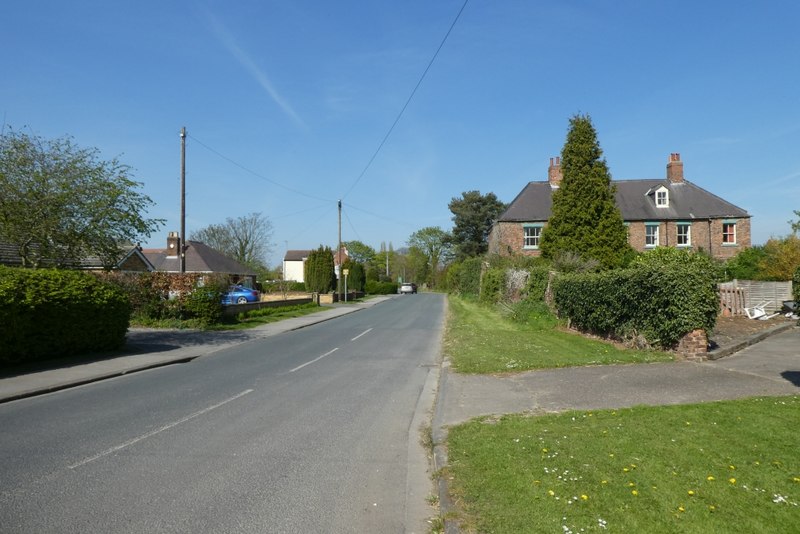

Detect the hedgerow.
[
  {"left": 552, "top": 248, "right": 720, "bottom": 349},
  {"left": 0, "top": 266, "right": 131, "bottom": 364}
]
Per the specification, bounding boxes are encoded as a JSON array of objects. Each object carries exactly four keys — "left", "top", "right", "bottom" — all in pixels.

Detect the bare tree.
[{"left": 191, "top": 212, "right": 274, "bottom": 270}]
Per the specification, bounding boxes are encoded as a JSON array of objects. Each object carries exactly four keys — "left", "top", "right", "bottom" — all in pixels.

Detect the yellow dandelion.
[
  {"left": 793, "top": 477, "right": 800, "bottom": 483},
  {"left": 707, "top": 476, "right": 715, "bottom": 481},
  {"left": 548, "top": 490, "right": 555, "bottom": 496},
  {"left": 729, "top": 465, "right": 736, "bottom": 470},
  {"left": 631, "top": 490, "right": 639, "bottom": 496},
  {"left": 628, "top": 482, "right": 636, "bottom": 487},
  {"left": 685, "top": 421, "right": 691, "bottom": 426},
  {"left": 688, "top": 490, "right": 695, "bottom": 496},
  {"left": 623, "top": 467, "right": 629, "bottom": 472},
  {"left": 542, "top": 448, "right": 548, "bottom": 453},
  {"left": 581, "top": 494, "right": 589, "bottom": 501},
  {"left": 678, "top": 505, "right": 685, "bottom": 513},
  {"left": 729, "top": 478, "right": 736, "bottom": 484},
  {"left": 601, "top": 480, "right": 608, "bottom": 485},
  {"left": 709, "top": 505, "right": 716, "bottom": 512},
  {"left": 533, "top": 480, "right": 541, "bottom": 485}
]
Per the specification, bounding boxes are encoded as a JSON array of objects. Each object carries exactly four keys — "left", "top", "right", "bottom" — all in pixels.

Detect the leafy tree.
[
  {"left": 407, "top": 226, "right": 452, "bottom": 287},
  {"left": 539, "top": 114, "right": 632, "bottom": 269},
  {"left": 724, "top": 245, "right": 769, "bottom": 280},
  {"left": 304, "top": 245, "right": 336, "bottom": 293},
  {"left": 789, "top": 210, "right": 800, "bottom": 235},
  {"left": 0, "top": 128, "right": 163, "bottom": 268},
  {"left": 343, "top": 240, "right": 376, "bottom": 264},
  {"left": 341, "top": 259, "right": 365, "bottom": 292},
  {"left": 449, "top": 191, "right": 507, "bottom": 259},
  {"left": 191, "top": 212, "right": 273, "bottom": 272},
  {"left": 759, "top": 234, "right": 800, "bottom": 281}
]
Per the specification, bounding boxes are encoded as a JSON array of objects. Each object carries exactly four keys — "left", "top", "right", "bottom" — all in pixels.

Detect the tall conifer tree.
[{"left": 540, "top": 114, "right": 631, "bottom": 269}]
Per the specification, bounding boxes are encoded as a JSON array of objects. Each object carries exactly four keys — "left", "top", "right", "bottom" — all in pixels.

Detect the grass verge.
[
  {"left": 444, "top": 296, "right": 670, "bottom": 373},
  {"left": 447, "top": 396, "right": 800, "bottom": 533},
  {"left": 131, "top": 302, "right": 324, "bottom": 330}
]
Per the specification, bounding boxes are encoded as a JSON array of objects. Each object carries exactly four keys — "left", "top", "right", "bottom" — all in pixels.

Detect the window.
[
  {"left": 655, "top": 187, "right": 669, "bottom": 208},
  {"left": 677, "top": 223, "right": 691, "bottom": 247},
  {"left": 523, "top": 225, "right": 542, "bottom": 248},
  {"left": 722, "top": 222, "right": 737, "bottom": 245},
  {"left": 645, "top": 223, "right": 659, "bottom": 247}
]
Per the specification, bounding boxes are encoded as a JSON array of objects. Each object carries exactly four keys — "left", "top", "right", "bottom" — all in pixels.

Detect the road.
[{"left": 0, "top": 293, "right": 445, "bottom": 533}]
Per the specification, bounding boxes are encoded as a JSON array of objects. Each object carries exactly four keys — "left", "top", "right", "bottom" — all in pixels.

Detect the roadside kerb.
[{"left": 0, "top": 297, "right": 391, "bottom": 404}]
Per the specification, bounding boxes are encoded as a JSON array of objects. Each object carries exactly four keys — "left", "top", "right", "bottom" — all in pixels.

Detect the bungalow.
[
  {"left": 488, "top": 153, "right": 751, "bottom": 261},
  {"left": 142, "top": 232, "right": 257, "bottom": 287},
  {"left": 0, "top": 241, "right": 154, "bottom": 271}
]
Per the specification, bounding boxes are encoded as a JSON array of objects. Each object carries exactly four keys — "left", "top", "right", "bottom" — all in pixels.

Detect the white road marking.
[
  {"left": 351, "top": 328, "right": 373, "bottom": 341},
  {"left": 289, "top": 348, "right": 339, "bottom": 373},
  {"left": 68, "top": 389, "right": 254, "bottom": 469}
]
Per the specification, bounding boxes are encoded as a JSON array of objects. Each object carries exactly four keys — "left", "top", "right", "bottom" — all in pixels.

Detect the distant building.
[
  {"left": 488, "top": 153, "right": 751, "bottom": 261},
  {"left": 142, "top": 232, "right": 257, "bottom": 286},
  {"left": 283, "top": 249, "right": 311, "bottom": 283}
]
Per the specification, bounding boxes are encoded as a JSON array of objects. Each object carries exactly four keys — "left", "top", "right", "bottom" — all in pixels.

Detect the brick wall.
[{"left": 492, "top": 218, "right": 751, "bottom": 260}]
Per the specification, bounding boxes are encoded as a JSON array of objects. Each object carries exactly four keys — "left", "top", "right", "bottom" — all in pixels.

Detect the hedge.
[
  {"left": 552, "top": 262, "right": 719, "bottom": 349},
  {"left": 365, "top": 280, "right": 398, "bottom": 295},
  {"left": 0, "top": 266, "right": 131, "bottom": 364}
]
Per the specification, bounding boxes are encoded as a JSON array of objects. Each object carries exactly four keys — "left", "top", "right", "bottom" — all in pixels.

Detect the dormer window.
[{"left": 655, "top": 186, "right": 669, "bottom": 208}]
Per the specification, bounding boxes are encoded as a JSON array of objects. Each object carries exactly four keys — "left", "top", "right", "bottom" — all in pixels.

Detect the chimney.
[
  {"left": 548, "top": 156, "right": 562, "bottom": 187},
  {"left": 167, "top": 231, "right": 181, "bottom": 254},
  {"left": 667, "top": 153, "right": 684, "bottom": 183}
]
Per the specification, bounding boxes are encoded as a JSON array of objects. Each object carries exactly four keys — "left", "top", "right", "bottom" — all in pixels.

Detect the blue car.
[{"left": 222, "top": 285, "right": 260, "bottom": 305}]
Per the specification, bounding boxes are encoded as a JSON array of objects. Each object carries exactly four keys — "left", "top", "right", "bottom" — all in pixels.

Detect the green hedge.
[
  {"left": 365, "top": 280, "right": 398, "bottom": 295},
  {"left": 0, "top": 267, "right": 131, "bottom": 364},
  {"left": 479, "top": 267, "right": 505, "bottom": 304},
  {"left": 552, "top": 260, "right": 719, "bottom": 349},
  {"left": 447, "top": 257, "right": 483, "bottom": 296}
]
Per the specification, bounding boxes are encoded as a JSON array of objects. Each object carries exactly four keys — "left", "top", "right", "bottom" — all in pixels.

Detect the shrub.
[
  {"left": 0, "top": 266, "right": 131, "bottom": 364},
  {"left": 524, "top": 266, "right": 551, "bottom": 302},
  {"left": 448, "top": 257, "right": 483, "bottom": 296},
  {"left": 365, "top": 280, "right": 397, "bottom": 295},
  {"left": 553, "top": 251, "right": 720, "bottom": 349},
  {"left": 794, "top": 266, "right": 800, "bottom": 304},
  {"left": 182, "top": 277, "right": 227, "bottom": 325},
  {"left": 479, "top": 267, "right": 505, "bottom": 304}
]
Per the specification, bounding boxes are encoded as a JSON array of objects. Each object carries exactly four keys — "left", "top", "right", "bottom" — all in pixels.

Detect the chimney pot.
[
  {"left": 548, "top": 156, "right": 563, "bottom": 187},
  {"left": 667, "top": 153, "right": 685, "bottom": 183}
]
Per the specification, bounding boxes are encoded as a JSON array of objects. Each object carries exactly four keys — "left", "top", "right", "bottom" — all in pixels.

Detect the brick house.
[{"left": 488, "top": 153, "right": 751, "bottom": 261}]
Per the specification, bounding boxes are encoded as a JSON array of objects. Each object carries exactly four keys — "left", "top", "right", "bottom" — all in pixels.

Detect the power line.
[
  {"left": 187, "top": 133, "right": 334, "bottom": 204},
  {"left": 340, "top": 0, "right": 469, "bottom": 200}
]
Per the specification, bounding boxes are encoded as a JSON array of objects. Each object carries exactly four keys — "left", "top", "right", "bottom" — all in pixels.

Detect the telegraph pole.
[
  {"left": 337, "top": 199, "right": 342, "bottom": 301},
  {"left": 180, "top": 127, "right": 186, "bottom": 273}
]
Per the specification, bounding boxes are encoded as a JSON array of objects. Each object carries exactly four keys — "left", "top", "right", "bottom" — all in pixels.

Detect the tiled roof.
[
  {"left": 141, "top": 240, "right": 257, "bottom": 275},
  {"left": 284, "top": 249, "right": 312, "bottom": 261},
  {"left": 498, "top": 179, "right": 749, "bottom": 222}
]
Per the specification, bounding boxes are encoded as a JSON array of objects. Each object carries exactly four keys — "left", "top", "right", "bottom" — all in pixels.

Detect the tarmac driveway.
[{"left": 436, "top": 327, "right": 800, "bottom": 427}]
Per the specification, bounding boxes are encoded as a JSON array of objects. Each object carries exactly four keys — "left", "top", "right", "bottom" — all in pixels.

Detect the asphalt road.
[{"left": 0, "top": 293, "right": 445, "bottom": 533}]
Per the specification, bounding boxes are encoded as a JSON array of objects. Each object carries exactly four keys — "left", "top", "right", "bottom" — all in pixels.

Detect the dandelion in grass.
[
  {"left": 677, "top": 505, "right": 685, "bottom": 513},
  {"left": 729, "top": 478, "right": 737, "bottom": 485},
  {"left": 581, "top": 494, "right": 589, "bottom": 501},
  {"left": 688, "top": 490, "right": 696, "bottom": 496},
  {"left": 631, "top": 490, "right": 639, "bottom": 496},
  {"left": 709, "top": 505, "right": 717, "bottom": 512},
  {"left": 707, "top": 475, "right": 715, "bottom": 481}
]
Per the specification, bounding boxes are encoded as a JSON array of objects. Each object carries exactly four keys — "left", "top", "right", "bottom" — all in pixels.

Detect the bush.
[
  {"left": 182, "top": 277, "right": 226, "bottom": 326},
  {"left": 552, "top": 254, "right": 720, "bottom": 349},
  {"left": 479, "top": 268, "right": 505, "bottom": 304},
  {"left": 365, "top": 280, "right": 397, "bottom": 295},
  {"left": 0, "top": 266, "right": 131, "bottom": 364},
  {"left": 447, "top": 257, "right": 483, "bottom": 296},
  {"left": 794, "top": 266, "right": 800, "bottom": 305}
]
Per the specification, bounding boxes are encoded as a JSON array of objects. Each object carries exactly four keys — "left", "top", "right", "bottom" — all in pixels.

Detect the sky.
[{"left": 3, "top": 1, "right": 799, "bottom": 267}]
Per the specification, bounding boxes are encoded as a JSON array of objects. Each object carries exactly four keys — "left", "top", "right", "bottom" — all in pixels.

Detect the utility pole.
[
  {"left": 337, "top": 199, "right": 342, "bottom": 301},
  {"left": 180, "top": 127, "right": 186, "bottom": 273}
]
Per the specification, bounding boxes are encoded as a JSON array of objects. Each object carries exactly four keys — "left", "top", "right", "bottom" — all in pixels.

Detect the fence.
[{"left": 718, "top": 279, "right": 793, "bottom": 316}]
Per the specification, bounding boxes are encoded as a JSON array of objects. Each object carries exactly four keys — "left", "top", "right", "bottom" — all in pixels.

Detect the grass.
[
  {"left": 444, "top": 296, "right": 670, "bottom": 373},
  {"left": 130, "top": 302, "right": 325, "bottom": 330},
  {"left": 446, "top": 397, "right": 800, "bottom": 533}
]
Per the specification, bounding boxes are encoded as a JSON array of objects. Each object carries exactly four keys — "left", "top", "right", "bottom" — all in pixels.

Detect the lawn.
[
  {"left": 444, "top": 296, "right": 670, "bottom": 373},
  {"left": 446, "top": 396, "right": 800, "bottom": 533}
]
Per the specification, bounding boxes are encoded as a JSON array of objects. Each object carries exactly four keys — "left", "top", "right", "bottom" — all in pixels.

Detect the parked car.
[
  {"left": 222, "top": 285, "right": 260, "bottom": 305},
  {"left": 399, "top": 282, "right": 417, "bottom": 294}
]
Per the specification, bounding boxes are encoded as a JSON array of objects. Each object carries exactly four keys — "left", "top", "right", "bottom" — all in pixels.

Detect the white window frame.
[
  {"left": 677, "top": 222, "right": 691, "bottom": 247},
  {"left": 722, "top": 221, "right": 737, "bottom": 245},
  {"left": 655, "top": 186, "right": 669, "bottom": 208},
  {"left": 523, "top": 224, "right": 542, "bottom": 249},
  {"left": 645, "top": 223, "right": 659, "bottom": 247}
]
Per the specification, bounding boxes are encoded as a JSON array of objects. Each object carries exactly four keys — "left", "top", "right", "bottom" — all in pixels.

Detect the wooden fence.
[{"left": 718, "top": 280, "right": 793, "bottom": 316}]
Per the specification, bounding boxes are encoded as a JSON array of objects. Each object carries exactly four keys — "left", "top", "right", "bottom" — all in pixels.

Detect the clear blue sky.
[{"left": 3, "top": 1, "right": 799, "bottom": 266}]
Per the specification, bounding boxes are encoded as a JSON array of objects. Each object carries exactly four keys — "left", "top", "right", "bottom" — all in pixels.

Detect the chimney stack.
[
  {"left": 667, "top": 152, "right": 684, "bottom": 183},
  {"left": 167, "top": 231, "right": 181, "bottom": 255},
  {"left": 548, "top": 156, "right": 562, "bottom": 187}
]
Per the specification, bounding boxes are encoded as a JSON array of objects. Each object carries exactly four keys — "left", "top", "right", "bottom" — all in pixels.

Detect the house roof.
[
  {"left": 498, "top": 179, "right": 750, "bottom": 223},
  {"left": 0, "top": 241, "right": 153, "bottom": 270},
  {"left": 284, "top": 249, "right": 311, "bottom": 261},
  {"left": 142, "top": 240, "right": 257, "bottom": 275}
]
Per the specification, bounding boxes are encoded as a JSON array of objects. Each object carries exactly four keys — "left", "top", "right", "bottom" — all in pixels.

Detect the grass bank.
[
  {"left": 444, "top": 296, "right": 670, "bottom": 373},
  {"left": 446, "top": 396, "right": 800, "bottom": 533}
]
